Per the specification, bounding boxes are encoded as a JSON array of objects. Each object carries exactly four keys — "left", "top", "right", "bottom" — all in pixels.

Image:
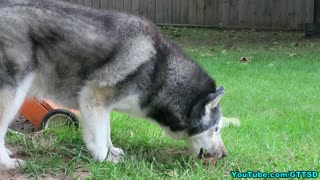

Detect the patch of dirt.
[
  {"left": 9, "top": 114, "right": 36, "bottom": 134},
  {"left": 0, "top": 164, "right": 92, "bottom": 180},
  {"left": 0, "top": 170, "right": 92, "bottom": 180},
  {"left": 0, "top": 145, "right": 28, "bottom": 180},
  {"left": 72, "top": 170, "right": 92, "bottom": 180},
  {"left": 37, "top": 170, "right": 92, "bottom": 180},
  {"left": 4, "top": 115, "right": 92, "bottom": 180},
  {"left": 0, "top": 170, "right": 29, "bottom": 180},
  {"left": 0, "top": 115, "right": 31, "bottom": 180}
]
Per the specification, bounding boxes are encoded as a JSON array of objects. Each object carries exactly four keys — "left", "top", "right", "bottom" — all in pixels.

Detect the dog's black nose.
[
  {"left": 198, "top": 148, "right": 204, "bottom": 159},
  {"left": 221, "top": 151, "right": 228, "bottom": 158}
]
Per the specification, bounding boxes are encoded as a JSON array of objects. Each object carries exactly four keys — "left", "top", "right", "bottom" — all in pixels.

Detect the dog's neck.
[{"left": 140, "top": 34, "right": 217, "bottom": 135}]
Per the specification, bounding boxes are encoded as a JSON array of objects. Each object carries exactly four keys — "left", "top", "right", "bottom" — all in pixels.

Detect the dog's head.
[{"left": 186, "top": 86, "right": 227, "bottom": 160}]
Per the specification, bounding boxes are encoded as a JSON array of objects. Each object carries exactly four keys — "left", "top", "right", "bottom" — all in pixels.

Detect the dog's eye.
[{"left": 213, "top": 127, "right": 219, "bottom": 132}]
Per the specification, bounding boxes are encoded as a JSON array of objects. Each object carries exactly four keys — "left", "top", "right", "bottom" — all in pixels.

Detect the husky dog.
[{"left": 0, "top": 0, "right": 235, "bottom": 169}]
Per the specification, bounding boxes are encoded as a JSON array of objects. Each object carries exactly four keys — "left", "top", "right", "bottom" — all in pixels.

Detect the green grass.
[{"left": 6, "top": 28, "right": 320, "bottom": 179}]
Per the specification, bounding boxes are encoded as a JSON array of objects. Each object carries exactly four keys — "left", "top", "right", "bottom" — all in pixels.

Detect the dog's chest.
[{"left": 112, "top": 95, "right": 146, "bottom": 118}]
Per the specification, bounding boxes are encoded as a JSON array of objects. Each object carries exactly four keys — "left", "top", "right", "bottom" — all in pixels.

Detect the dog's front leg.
[
  {"left": 105, "top": 115, "right": 124, "bottom": 161},
  {"left": 79, "top": 86, "right": 124, "bottom": 163},
  {"left": 0, "top": 73, "right": 35, "bottom": 170}
]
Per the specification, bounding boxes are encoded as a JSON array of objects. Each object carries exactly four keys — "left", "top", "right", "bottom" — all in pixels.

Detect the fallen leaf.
[
  {"left": 221, "top": 50, "right": 228, "bottom": 54},
  {"left": 289, "top": 42, "right": 300, "bottom": 48},
  {"left": 268, "top": 63, "right": 274, "bottom": 67},
  {"left": 287, "top": 52, "right": 296, "bottom": 57},
  {"left": 165, "top": 169, "right": 178, "bottom": 177},
  {"left": 130, "top": 131, "right": 134, "bottom": 138},
  {"left": 240, "top": 56, "right": 251, "bottom": 62}
]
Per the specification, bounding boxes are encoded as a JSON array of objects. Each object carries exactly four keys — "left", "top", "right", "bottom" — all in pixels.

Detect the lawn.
[{"left": 5, "top": 28, "right": 320, "bottom": 179}]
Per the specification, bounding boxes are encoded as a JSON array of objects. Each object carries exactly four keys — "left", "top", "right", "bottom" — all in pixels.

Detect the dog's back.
[
  {"left": 0, "top": 0, "right": 163, "bottom": 106},
  {"left": 0, "top": 0, "right": 227, "bottom": 170}
]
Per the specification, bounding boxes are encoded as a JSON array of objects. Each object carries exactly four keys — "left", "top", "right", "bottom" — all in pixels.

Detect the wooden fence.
[{"left": 64, "top": 0, "right": 315, "bottom": 30}]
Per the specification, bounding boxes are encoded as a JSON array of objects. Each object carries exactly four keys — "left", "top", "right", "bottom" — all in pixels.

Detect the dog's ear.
[
  {"left": 206, "top": 86, "right": 224, "bottom": 110},
  {"left": 216, "top": 86, "right": 225, "bottom": 93}
]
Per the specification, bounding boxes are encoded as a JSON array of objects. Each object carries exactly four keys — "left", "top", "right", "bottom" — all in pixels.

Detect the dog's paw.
[
  {"left": 106, "top": 147, "right": 124, "bottom": 164},
  {"left": 0, "top": 158, "right": 24, "bottom": 170},
  {"left": 89, "top": 145, "right": 124, "bottom": 164},
  {"left": 5, "top": 148, "right": 13, "bottom": 157},
  {"left": 91, "top": 147, "right": 108, "bottom": 162},
  {"left": 110, "top": 147, "right": 124, "bottom": 157}
]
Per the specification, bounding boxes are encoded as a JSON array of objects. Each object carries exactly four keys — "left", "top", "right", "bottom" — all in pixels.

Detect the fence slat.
[
  {"left": 156, "top": 0, "right": 164, "bottom": 23},
  {"left": 77, "top": 0, "right": 85, "bottom": 6},
  {"left": 124, "top": 0, "right": 132, "bottom": 13},
  {"left": 213, "top": 0, "right": 222, "bottom": 25},
  {"left": 271, "top": 0, "right": 280, "bottom": 28},
  {"left": 229, "top": 0, "right": 239, "bottom": 26},
  {"left": 280, "top": 0, "right": 289, "bottom": 28},
  {"left": 107, "top": 0, "right": 115, "bottom": 9},
  {"left": 85, "top": 0, "right": 92, "bottom": 7},
  {"left": 100, "top": 0, "right": 107, "bottom": 9},
  {"left": 254, "top": 0, "right": 264, "bottom": 27},
  {"left": 288, "top": 0, "right": 296, "bottom": 29},
  {"left": 69, "top": 0, "right": 313, "bottom": 30},
  {"left": 147, "top": 0, "right": 156, "bottom": 21},
  {"left": 163, "top": 0, "right": 172, "bottom": 23},
  {"left": 196, "top": 0, "right": 205, "bottom": 25},
  {"left": 204, "top": 0, "right": 213, "bottom": 25},
  {"left": 116, "top": 0, "right": 124, "bottom": 11},
  {"left": 263, "top": 0, "right": 272, "bottom": 27},
  {"left": 238, "top": 0, "right": 247, "bottom": 26},
  {"left": 221, "top": 0, "right": 230, "bottom": 26},
  {"left": 180, "top": 0, "right": 188, "bottom": 24},
  {"left": 188, "top": 0, "right": 197, "bottom": 24},
  {"left": 294, "top": 0, "right": 303, "bottom": 30},
  {"left": 306, "top": 0, "right": 314, "bottom": 23},
  {"left": 247, "top": 0, "right": 256, "bottom": 27},
  {"left": 92, "top": 0, "right": 100, "bottom": 9},
  {"left": 139, "top": 0, "right": 148, "bottom": 17},
  {"left": 297, "top": 0, "right": 307, "bottom": 29},
  {"left": 172, "top": 0, "right": 181, "bottom": 24},
  {"left": 132, "top": 0, "right": 140, "bottom": 15}
]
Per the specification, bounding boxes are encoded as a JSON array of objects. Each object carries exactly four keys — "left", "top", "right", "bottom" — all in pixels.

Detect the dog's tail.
[{"left": 222, "top": 117, "right": 240, "bottom": 128}]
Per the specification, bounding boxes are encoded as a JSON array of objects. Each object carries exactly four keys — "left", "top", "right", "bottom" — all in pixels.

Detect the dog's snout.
[
  {"left": 221, "top": 150, "right": 227, "bottom": 158},
  {"left": 218, "top": 145, "right": 228, "bottom": 159}
]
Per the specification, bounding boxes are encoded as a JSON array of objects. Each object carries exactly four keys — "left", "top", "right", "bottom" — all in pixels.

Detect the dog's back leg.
[
  {"left": 0, "top": 73, "right": 35, "bottom": 169},
  {"left": 78, "top": 84, "right": 124, "bottom": 163}
]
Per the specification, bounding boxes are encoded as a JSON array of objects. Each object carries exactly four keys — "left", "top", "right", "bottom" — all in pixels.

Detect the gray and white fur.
[{"left": 0, "top": 0, "right": 232, "bottom": 169}]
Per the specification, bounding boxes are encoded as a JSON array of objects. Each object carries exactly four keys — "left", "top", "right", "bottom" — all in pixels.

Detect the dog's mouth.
[
  {"left": 198, "top": 148, "right": 218, "bottom": 166},
  {"left": 197, "top": 148, "right": 213, "bottom": 159}
]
